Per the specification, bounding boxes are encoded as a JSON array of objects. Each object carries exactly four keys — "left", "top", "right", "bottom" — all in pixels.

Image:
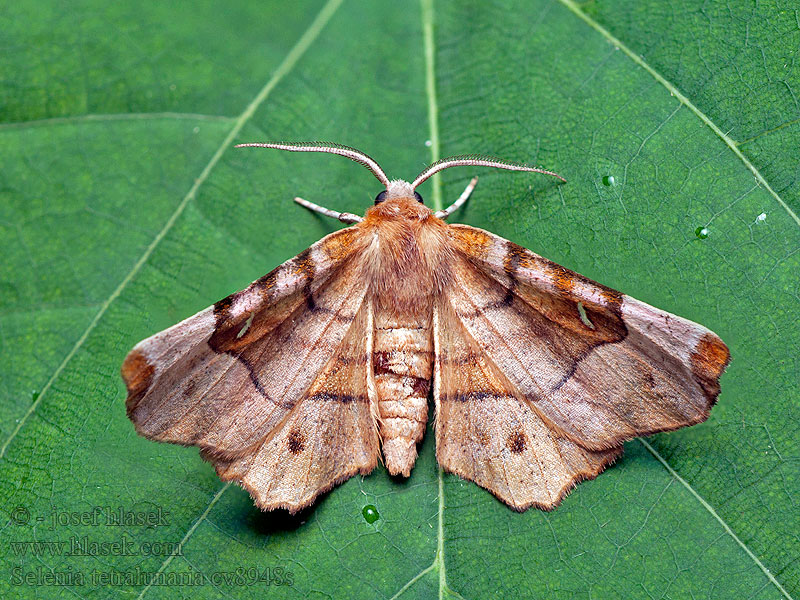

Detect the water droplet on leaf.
[
  {"left": 362, "top": 505, "right": 379, "bottom": 523},
  {"left": 602, "top": 175, "right": 615, "bottom": 186},
  {"left": 695, "top": 227, "right": 709, "bottom": 239}
]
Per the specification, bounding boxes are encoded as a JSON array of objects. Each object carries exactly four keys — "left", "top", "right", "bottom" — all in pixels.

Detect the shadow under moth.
[{"left": 122, "top": 142, "right": 730, "bottom": 513}]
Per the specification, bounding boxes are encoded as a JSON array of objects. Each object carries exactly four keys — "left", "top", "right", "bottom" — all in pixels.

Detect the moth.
[{"left": 122, "top": 142, "right": 730, "bottom": 513}]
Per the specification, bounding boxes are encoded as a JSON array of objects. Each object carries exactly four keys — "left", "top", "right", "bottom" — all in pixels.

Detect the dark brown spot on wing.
[
  {"left": 307, "top": 392, "right": 368, "bottom": 404},
  {"left": 442, "top": 391, "right": 513, "bottom": 403},
  {"left": 121, "top": 348, "right": 155, "bottom": 414},
  {"left": 183, "top": 378, "right": 197, "bottom": 398},
  {"left": 690, "top": 332, "right": 731, "bottom": 403},
  {"left": 507, "top": 430, "right": 527, "bottom": 454},
  {"left": 287, "top": 430, "right": 305, "bottom": 454}
]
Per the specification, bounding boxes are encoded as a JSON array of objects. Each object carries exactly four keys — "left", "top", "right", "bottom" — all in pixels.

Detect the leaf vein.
[
  {"left": 0, "top": 0, "right": 344, "bottom": 460},
  {"left": 557, "top": 0, "right": 800, "bottom": 228},
  {"left": 638, "top": 438, "right": 794, "bottom": 600},
  {"left": 135, "top": 482, "right": 231, "bottom": 599}
]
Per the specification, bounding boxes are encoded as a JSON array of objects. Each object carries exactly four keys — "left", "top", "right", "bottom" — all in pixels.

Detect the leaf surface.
[{"left": 1, "top": 1, "right": 797, "bottom": 598}]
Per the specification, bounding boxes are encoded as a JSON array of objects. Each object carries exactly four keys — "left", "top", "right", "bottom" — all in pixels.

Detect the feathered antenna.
[
  {"left": 412, "top": 155, "right": 566, "bottom": 189},
  {"left": 235, "top": 141, "right": 390, "bottom": 188}
]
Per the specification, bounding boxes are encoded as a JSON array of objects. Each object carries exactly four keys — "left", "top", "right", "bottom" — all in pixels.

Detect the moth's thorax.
[{"left": 359, "top": 194, "right": 453, "bottom": 312}]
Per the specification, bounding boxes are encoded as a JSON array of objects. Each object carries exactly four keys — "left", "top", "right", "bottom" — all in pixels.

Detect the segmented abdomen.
[{"left": 373, "top": 310, "right": 432, "bottom": 477}]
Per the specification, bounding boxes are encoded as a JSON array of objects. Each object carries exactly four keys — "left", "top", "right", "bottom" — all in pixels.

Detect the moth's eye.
[
  {"left": 413, "top": 191, "right": 424, "bottom": 203},
  {"left": 374, "top": 190, "right": 388, "bottom": 204}
]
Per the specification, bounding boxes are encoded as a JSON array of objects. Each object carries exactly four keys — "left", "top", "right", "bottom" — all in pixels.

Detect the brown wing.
[
  {"left": 202, "top": 300, "right": 379, "bottom": 512},
  {"left": 434, "top": 300, "right": 622, "bottom": 511},
  {"left": 122, "top": 226, "right": 379, "bottom": 513},
  {"left": 444, "top": 224, "right": 730, "bottom": 453}
]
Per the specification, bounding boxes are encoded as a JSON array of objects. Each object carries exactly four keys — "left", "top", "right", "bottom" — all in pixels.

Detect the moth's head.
[
  {"left": 369, "top": 179, "right": 431, "bottom": 222},
  {"left": 374, "top": 180, "right": 424, "bottom": 205},
  {"left": 233, "top": 142, "right": 566, "bottom": 213}
]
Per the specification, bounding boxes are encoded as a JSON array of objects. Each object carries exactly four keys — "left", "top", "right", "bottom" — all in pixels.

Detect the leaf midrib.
[{"left": 413, "top": 2, "right": 796, "bottom": 599}]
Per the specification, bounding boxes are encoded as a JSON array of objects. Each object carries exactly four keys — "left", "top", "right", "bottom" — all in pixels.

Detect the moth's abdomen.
[{"left": 373, "top": 312, "right": 433, "bottom": 477}]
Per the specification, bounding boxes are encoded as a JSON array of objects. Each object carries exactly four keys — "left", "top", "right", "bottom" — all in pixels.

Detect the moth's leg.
[
  {"left": 434, "top": 177, "right": 479, "bottom": 219},
  {"left": 294, "top": 197, "right": 363, "bottom": 224}
]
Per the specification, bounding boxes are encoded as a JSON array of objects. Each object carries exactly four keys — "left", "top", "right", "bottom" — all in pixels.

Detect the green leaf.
[{"left": 1, "top": 0, "right": 797, "bottom": 598}]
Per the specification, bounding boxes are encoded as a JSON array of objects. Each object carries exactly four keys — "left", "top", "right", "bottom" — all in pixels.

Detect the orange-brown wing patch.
[
  {"left": 433, "top": 300, "right": 621, "bottom": 511},
  {"left": 446, "top": 224, "right": 730, "bottom": 451}
]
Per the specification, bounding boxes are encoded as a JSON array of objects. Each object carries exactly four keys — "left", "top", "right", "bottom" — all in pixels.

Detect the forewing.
[
  {"left": 122, "top": 227, "right": 379, "bottom": 510},
  {"left": 446, "top": 224, "right": 730, "bottom": 451},
  {"left": 434, "top": 300, "right": 622, "bottom": 511}
]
